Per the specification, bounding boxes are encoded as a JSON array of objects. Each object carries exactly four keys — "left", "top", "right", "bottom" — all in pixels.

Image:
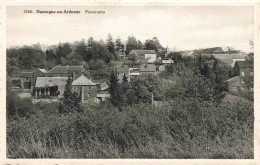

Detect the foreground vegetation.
[{"left": 7, "top": 89, "right": 253, "bottom": 158}]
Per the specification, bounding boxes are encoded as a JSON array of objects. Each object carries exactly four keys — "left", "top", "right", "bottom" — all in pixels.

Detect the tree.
[
  {"left": 108, "top": 71, "right": 125, "bottom": 111},
  {"left": 125, "top": 35, "right": 138, "bottom": 55},
  {"left": 137, "top": 40, "right": 143, "bottom": 49},
  {"left": 144, "top": 37, "right": 165, "bottom": 53},
  {"left": 18, "top": 46, "right": 46, "bottom": 69},
  {"left": 107, "top": 33, "right": 117, "bottom": 59},
  {"left": 130, "top": 74, "right": 161, "bottom": 104},
  {"left": 59, "top": 77, "right": 81, "bottom": 114},
  {"left": 115, "top": 37, "right": 123, "bottom": 52}
]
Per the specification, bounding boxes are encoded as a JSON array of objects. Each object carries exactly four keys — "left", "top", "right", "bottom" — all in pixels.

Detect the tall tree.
[
  {"left": 107, "top": 34, "right": 117, "bottom": 59},
  {"left": 115, "top": 37, "right": 123, "bottom": 52},
  {"left": 59, "top": 77, "right": 81, "bottom": 114},
  {"left": 108, "top": 71, "right": 125, "bottom": 111},
  {"left": 125, "top": 35, "right": 138, "bottom": 55},
  {"left": 137, "top": 40, "right": 143, "bottom": 49}
]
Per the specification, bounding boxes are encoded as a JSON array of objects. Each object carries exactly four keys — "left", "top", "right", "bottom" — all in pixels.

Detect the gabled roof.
[
  {"left": 236, "top": 61, "right": 253, "bottom": 68},
  {"left": 224, "top": 76, "right": 240, "bottom": 82},
  {"left": 21, "top": 72, "right": 33, "bottom": 78},
  {"left": 114, "top": 65, "right": 130, "bottom": 73},
  {"left": 72, "top": 75, "right": 96, "bottom": 86},
  {"left": 35, "top": 77, "right": 68, "bottom": 88},
  {"left": 140, "top": 64, "right": 156, "bottom": 72},
  {"left": 129, "top": 50, "right": 156, "bottom": 56},
  {"left": 48, "top": 65, "right": 89, "bottom": 75},
  {"left": 180, "top": 51, "right": 194, "bottom": 57}
]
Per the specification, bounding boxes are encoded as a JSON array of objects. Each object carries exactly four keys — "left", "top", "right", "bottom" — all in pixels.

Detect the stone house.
[
  {"left": 21, "top": 72, "right": 33, "bottom": 89},
  {"left": 72, "top": 75, "right": 97, "bottom": 103},
  {"left": 224, "top": 61, "right": 253, "bottom": 92}
]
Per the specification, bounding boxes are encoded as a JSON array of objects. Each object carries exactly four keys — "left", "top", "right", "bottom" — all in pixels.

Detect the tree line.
[{"left": 7, "top": 34, "right": 166, "bottom": 77}]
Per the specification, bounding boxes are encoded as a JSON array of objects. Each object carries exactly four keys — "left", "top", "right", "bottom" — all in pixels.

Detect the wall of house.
[
  {"left": 83, "top": 85, "right": 97, "bottom": 103},
  {"left": 21, "top": 77, "right": 32, "bottom": 89},
  {"left": 225, "top": 76, "right": 241, "bottom": 92},
  {"left": 117, "top": 72, "right": 130, "bottom": 82},
  {"left": 145, "top": 54, "right": 157, "bottom": 63},
  {"left": 57, "top": 85, "right": 66, "bottom": 98}
]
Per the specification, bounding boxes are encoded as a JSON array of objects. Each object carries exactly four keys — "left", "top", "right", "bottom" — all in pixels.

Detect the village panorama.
[{"left": 6, "top": 35, "right": 254, "bottom": 159}]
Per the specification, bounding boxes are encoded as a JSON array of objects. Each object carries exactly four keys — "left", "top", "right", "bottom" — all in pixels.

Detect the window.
[
  {"left": 89, "top": 86, "right": 91, "bottom": 89},
  {"left": 241, "top": 72, "right": 245, "bottom": 76},
  {"left": 241, "top": 78, "right": 244, "bottom": 83},
  {"left": 237, "top": 86, "right": 240, "bottom": 92},
  {"left": 250, "top": 72, "right": 253, "bottom": 76},
  {"left": 87, "top": 93, "right": 90, "bottom": 97}
]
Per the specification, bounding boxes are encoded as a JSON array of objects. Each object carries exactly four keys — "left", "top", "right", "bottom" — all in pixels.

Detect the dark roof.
[
  {"left": 129, "top": 50, "right": 156, "bottom": 56},
  {"left": 236, "top": 61, "right": 253, "bottom": 68},
  {"left": 140, "top": 64, "right": 156, "bottom": 72},
  {"left": 21, "top": 72, "right": 33, "bottom": 78},
  {"left": 48, "top": 65, "right": 89, "bottom": 75},
  {"left": 114, "top": 65, "right": 129, "bottom": 73}
]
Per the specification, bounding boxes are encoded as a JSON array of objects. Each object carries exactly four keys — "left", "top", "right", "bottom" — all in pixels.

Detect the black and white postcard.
[{"left": 0, "top": 1, "right": 259, "bottom": 165}]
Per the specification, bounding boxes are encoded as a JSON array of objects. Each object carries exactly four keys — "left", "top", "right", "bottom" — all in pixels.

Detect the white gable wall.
[{"left": 145, "top": 54, "right": 157, "bottom": 63}]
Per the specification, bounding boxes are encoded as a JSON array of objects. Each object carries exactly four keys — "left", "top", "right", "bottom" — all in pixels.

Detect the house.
[
  {"left": 46, "top": 65, "right": 90, "bottom": 78},
  {"left": 34, "top": 77, "right": 68, "bottom": 97},
  {"left": 31, "top": 68, "right": 48, "bottom": 90},
  {"left": 96, "top": 82, "right": 110, "bottom": 103},
  {"left": 116, "top": 51, "right": 126, "bottom": 59},
  {"left": 162, "top": 58, "right": 174, "bottom": 65},
  {"left": 21, "top": 72, "right": 33, "bottom": 89},
  {"left": 140, "top": 64, "right": 156, "bottom": 76},
  {"left": 128, "top": 50, "right": 157, "bottom": 63},
  {"left": 212, "top": 54, "right": 246, "bottom": 67},
  {"left": 129, "top": 68, "right": 141, "bottom": 78},
  {"left": 224, "top": 61, "right": 253, "bottom": 92},
  {"left": 233, "top": 61, "right": 253, "bottom": 77},
  {"left": 72, "top": 75, "right": 97, "bottom": 103},
  {"left": 114, "top": 65, "right": 130, "bottom": 82}
]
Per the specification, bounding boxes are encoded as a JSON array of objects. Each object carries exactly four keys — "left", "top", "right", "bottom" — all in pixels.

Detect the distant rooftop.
[{"left": 48, "top": 65, "right": 89, "bottom": 75}]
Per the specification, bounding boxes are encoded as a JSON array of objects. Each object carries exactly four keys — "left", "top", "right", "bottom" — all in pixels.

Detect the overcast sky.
[{"left": 7, "top": 6, "right": 254, "bottom": 52}]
